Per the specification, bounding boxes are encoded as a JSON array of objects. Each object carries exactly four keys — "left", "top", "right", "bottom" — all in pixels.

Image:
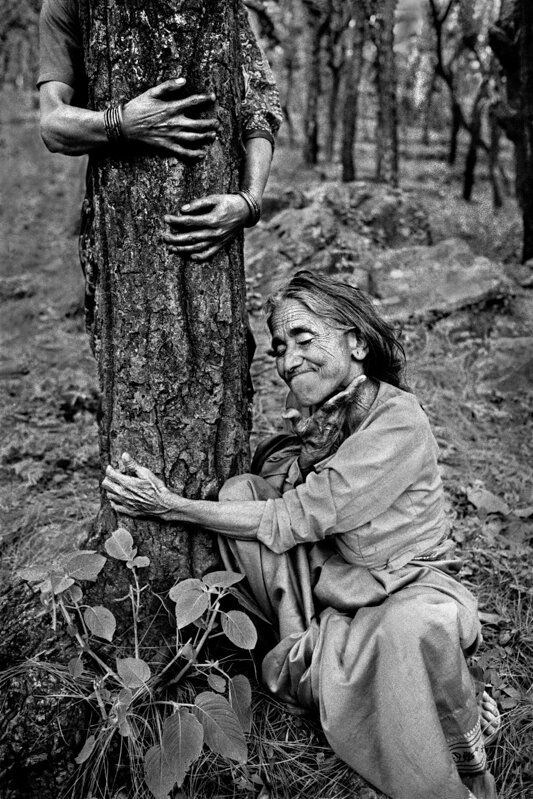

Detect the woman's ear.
[{"left": 347, "top": 330, "right": 368, "bottom": 361}]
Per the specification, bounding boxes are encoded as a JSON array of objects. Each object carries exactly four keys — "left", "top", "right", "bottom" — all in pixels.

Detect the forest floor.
[{"left": 1, "top": 87, "right": 532, "bottom": 798}]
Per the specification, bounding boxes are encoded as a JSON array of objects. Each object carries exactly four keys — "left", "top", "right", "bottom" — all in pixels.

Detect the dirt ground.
[{"left": 1, "top": 86, "right": 532, "bottom": 797}]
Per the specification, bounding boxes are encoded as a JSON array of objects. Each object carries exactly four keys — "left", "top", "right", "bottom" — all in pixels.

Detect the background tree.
[
  {"left": 490, "top": 0, "right": 533, "bottom": 261},
  {"left": 362, "top": 0, "right": 399, "bottom": 185},
  {"left": 341, "top": 3, "right": 366, "bottom": 182}
]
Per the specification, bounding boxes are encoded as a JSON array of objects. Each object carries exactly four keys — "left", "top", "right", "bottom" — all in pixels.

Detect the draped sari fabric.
[{"left": 218, "top": 382, "right": 487, "bottom": 799}]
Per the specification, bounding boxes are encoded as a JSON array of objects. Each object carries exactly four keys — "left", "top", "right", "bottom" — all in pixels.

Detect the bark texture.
[
  {"left": 341, "top": 4, "right": 365, "bottom": 182},
  {"left": 363, "top": 0, "right": 399, "bottom": 186},
  {"left": 490, "top": 0, "right": 533, "bottom": 261},
  {"left": 79, "top": 0, "right": 250, "bottom": 598},
  {"left": 0, "top": 2, "right": 250, "bottom": 795}
]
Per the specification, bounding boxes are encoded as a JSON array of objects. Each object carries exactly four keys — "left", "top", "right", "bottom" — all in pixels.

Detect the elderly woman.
[{"left": 104, "top": 271, "right": 499, "bottom": 799}]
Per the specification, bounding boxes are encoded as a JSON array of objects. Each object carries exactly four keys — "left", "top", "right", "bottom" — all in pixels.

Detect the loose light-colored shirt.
[{"left": 255, "top": 382, "right": 449, "bottom": 571}]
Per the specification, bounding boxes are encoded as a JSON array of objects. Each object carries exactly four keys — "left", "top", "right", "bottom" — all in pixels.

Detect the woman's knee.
[
  {"left": 375, "top": 592, "right": 459, "bottom": 651},
  {"left": 218, "top": 473, "right": 280, "bottom": 502},
  {"left": 218, "top": 474, "right": 257, "bottom": 502}
]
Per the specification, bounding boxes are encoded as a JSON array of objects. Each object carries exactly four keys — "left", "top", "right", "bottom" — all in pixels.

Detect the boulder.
[
  {"left": 245, "top": 182, "right": 431, "bottom": 299},
  {"left": 370, "top": 238, "right": 512, "bottom": 321}
]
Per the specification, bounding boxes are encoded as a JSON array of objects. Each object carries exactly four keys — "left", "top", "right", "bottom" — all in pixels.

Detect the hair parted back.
[{"left": 265, "top": 270, "right": 408, "bottom": 389}]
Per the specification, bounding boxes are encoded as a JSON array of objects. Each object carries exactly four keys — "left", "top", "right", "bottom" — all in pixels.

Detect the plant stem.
[{"left": 169, "top": 601, "right": 221, "bottom": 686}]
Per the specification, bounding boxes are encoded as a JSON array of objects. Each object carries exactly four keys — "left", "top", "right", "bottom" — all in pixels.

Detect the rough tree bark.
[
  {"left": 324, "top": 0, "right": 349, "bottom": 162},
  {"left": 519, "top": 0, "right": 533, "bottom": 261},
  {"left": 302, "top": 0, "right": 329, "bottom": 164},
  {"left": 341, "top": 3, "right": 366, "bottom": 182},
  {"left": 362, "top": 0, "right": 399, "bottom": 186},
  {"left": 0, "top": 1, "right": 250, "bottom": 795},
  {"left": 490, "top": 0, "right": 533, "bottom": 261}
]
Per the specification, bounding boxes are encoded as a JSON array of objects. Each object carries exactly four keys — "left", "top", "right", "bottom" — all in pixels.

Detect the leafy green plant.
[{"left": 19, "top": 526, "right": 259, "bottom": 799}]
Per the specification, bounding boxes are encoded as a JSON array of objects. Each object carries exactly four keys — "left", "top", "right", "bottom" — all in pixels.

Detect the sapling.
[{"left": 19, "top": 525, "right": 259, "bottom": 799}]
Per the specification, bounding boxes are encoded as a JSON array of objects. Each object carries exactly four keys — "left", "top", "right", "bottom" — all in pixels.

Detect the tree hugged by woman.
[{"left": 105, "top": 270, "right": 501, "bottom": 799}]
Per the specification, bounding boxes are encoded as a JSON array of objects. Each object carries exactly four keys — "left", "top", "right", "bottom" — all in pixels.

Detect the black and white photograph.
[{"left": 1, "top": 1, "right": 532, "bottom": 798}]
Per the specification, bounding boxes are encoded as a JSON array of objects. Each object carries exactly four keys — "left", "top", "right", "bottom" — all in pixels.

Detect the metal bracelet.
[
  {"left": 104, "top": 103, "right": 125, "bottom": 144},
  {"left": 237, "top": 188, "right": 261, "bottom": 227}
]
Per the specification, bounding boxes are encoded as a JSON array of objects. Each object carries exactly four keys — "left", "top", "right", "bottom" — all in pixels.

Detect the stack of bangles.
[
  {"left": 237, "top": 188, "right": 261, "bottom": 227},
  {"left": 104, "top": 103, "right": 125, "bottom": 143}
]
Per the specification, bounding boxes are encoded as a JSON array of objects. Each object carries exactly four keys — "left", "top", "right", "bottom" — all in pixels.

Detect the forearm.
[
  {"left": 240, "top": 137, "right": 273, "bottom": 203},
  {"left": 166, "top": 492, "right": 265, "bottom": 539},
  {"left": 40, "top": 103, "right": 108, "bottom": 155}
]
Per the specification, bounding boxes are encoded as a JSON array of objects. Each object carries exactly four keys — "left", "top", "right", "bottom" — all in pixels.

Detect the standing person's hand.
[
  {"left": 163, "top": 193, "right": 253, "bottom": 261},
  {"left": 122, "top": 77, "right": 219, "bottom": 158}
]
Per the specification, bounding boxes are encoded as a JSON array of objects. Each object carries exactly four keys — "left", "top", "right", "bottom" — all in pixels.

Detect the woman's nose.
[{"left": 284, "top": 345, "right": 304, "bottom": 373}]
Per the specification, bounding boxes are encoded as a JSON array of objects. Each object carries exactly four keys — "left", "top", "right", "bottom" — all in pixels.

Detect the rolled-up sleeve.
[
  {"left": 238, "top": 3, "right": 283, "bottom": 146},
  {"left": 255, "top": 395, "right": 433, "bottom": 554}
]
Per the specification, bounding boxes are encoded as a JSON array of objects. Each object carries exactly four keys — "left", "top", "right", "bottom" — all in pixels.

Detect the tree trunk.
[
  {"left": 489, "top": 0, "right": 533, "bottom": 261},
  {"left": 303, "top": 18, "right": 323, "bottom": 164},
  {"left": 365, "top": 0, "right": 399, "bottom": 186},
  {"left": 519, "top": 0, "right": 533, "bottom": 261},
  {"left": 341, "top": 5, "right": 365, "bottom": 182},
  {"left": 0, "top": 2, "right": 250, "bottom": 795},
  {"left": 448, "top": 98, "right": 462, "bottom": 165},
  {"left": 80, "top": 0, "right": 249, "bottom": 589},
  {"left": 488, "top": 102, "right": 504, "bottom": 209},
  {"left": 463, "top": 81, "right": 488, "bottom": 201}
]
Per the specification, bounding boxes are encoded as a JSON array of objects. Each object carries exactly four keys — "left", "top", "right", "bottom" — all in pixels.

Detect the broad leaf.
[
  {"left": 229, "top": 674, "right": 252, "bottom": 733},
  {"left": 194, "top": 691, "right": 247, "bottom": 763},
  {"left": 18, "top": 567, "right": 48, "bottom": 583},
  {"left": 118, "top": 688, "right": 133, "bottom": 706},
  {"left": 116, "top": 657, "right": 151, "bottom": 688},
  {"left": 162, "top": 710, "right": 204, "bottom": 787},
  {"left": 84, "top": 606, "right": 116, "bottom": 642},
  {"left": 207, "top": 673, "right": 226, "bottom": 693},
  {"left": 104, "top": 528, "right": 136, "bottom": 561},
  {"left": 168, "top": 578, "right": 203, "bottom": 602},
  {"left": 75, "top": 734, "right": 96, "bottom": 764},
  {"left": 169, "top": 579, "right": 209, "bottom": 630},
  {"left": 49, "top": 572, "right": 75, "bottom": 595},
  {"left": 68, "top": 656, "right": 84, "bottom": 679},
  {"left": 221, "top": 611, "right": 257, "bottom": 650},
  {"left": 65, "top": 552, "right": 107, "bottom": 582},
  {"left": 68, "top": 584, "right": 83, "bottom": 603},
  {"left": 130, "top": 555, "right": 150, "bottom": 569},
  {"left": 466, "top": 486, "right": 509, "bottom": 516},
  {"left": 202, "top": 571, "right": 244, "bottom": 589},
  {"left": 144, "top": 744, "right": 175, "bottom": 799}
]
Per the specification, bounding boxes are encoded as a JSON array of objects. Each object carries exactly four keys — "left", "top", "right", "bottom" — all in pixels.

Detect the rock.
[
  {"left": 474, "top": 336, "right": 533, "bottom": 394},
  {"left": 0, "top": 274, "right": 35, "bottom": 300},
  {"left": 371, "top": 238, "right": 512, "bottom": 321},
  {"left": 245, "top": 182, "right": 431, "bottom": 300}
]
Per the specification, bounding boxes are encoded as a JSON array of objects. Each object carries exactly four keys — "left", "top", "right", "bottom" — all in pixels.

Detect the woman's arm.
[{"left": 102, "top": 454, "right": 264, "bottom": 539}]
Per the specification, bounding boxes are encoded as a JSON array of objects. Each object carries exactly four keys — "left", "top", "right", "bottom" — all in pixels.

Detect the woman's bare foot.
[
  {"left": 462, "top": 771, "right": 498, "bottom": 799},
  {"left": 479, "top": 691, "right": 501, "bottom": 744}
]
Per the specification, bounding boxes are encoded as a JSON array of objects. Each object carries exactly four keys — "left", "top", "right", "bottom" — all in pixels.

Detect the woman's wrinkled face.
[{"left": 269, "top": 299, "right": 365, "bottom": 408}]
